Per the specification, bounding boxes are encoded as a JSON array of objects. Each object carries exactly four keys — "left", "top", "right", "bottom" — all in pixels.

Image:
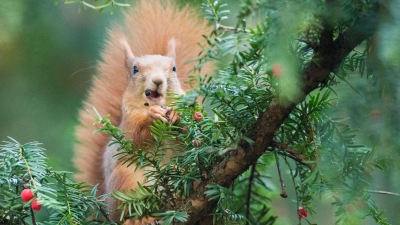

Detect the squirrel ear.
[
  {"left": 167, "top": 38, "right": 176, "bottom": 60},
  {"left": 120, "top": 38, "right": 135, "bottom": 71}
]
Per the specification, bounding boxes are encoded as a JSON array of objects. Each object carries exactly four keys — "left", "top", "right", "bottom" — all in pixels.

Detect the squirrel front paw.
[
  {"left": 148, "top": 105, "right": 169, "bottom": 122},
  {"left": 148, "top": 105, "right": 180, "bottom": 125}
]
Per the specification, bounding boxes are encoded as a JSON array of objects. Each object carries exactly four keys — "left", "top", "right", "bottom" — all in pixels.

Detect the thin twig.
[
  {"left": 280, "top": 152, "right": 312, "bottom": 169},
  {"left": 164, "top": 178, "right": 177, "bottom": 207},
  {"left": 272, "top": 142, "right": 305, "bottom": 160},
  {"left": 98, "top": 204, "right": 112, "bottom": 222},
  {"left": 368, "top": 190, "right": 400, "bottom": 197},
  {"left": 271, "top": 141, "right": 313, "bottom": 169},
  {"left": 284, "top": 156, "right": 301, "bottom": 225},
  {"left": 274, "top": 149, "right": 287, "bottom": 198},
  {"left": 246, "top": 163, "right": 256, "bottom": 224},
  {"left": 217, "top": 24, "right": 249, "bottom": 33},
  {"left": 30, "top": 206, "right": 36, "bottom": 225}
]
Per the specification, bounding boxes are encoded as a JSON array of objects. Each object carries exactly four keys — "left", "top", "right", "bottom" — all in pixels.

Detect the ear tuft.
[
  {"left": 167, "top": 38, "right": 176, "bottom": 60},
  {"left": 120, "top": 37, "right": 135, "bottom": 71}
]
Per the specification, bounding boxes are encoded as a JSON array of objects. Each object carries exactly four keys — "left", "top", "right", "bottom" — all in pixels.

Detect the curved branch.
[
  {"left": 175, "top": 11, "right": 378, "bottom": 225},
  {"left": 271, "top": 141, "right": 313, "bottom": 169}
]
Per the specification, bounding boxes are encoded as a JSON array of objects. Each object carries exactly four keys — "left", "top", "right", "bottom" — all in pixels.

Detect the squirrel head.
[{"left": 120, "top": 38, "right": 184, "bottom": 108}]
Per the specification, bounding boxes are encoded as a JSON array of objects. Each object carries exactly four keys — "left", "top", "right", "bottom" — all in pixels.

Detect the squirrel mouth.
[{"left": 145, "top": 89, "right": 161, "bottom": 100}]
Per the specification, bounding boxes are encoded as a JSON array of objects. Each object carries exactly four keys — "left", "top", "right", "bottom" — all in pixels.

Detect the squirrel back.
[{"left": 74, "top": 0, "right": 212, "bottom": 195}]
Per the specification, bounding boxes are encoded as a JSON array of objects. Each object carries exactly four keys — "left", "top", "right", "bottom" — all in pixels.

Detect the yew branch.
[{"left": 175, "top": 11, "right": 378, "bottom": 225}]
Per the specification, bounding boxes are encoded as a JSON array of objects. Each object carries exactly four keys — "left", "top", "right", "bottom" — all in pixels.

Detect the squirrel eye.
[
  {"left": 172, "top": 66, "right": 176, "bottom": 72},
  {"left": 132, "top": 66, "right": 139, "bottom": 74}
]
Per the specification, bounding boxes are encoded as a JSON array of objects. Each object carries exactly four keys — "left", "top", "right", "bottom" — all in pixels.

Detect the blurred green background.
[
  {"left": 0, "top": 1, "right": 125, "bottom": 172},
  {"left": 1, "top": 0, "right": 399, "bottom": 224}
]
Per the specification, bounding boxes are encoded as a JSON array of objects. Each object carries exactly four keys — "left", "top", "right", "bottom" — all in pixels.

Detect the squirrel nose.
[{"left": 152, "top": 79, "right": 163, "bottom": 86}]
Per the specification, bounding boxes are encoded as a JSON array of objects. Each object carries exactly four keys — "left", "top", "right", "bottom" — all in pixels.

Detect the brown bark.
[{"left": 175, "top": 11, "right": 378, "bottom": 225}]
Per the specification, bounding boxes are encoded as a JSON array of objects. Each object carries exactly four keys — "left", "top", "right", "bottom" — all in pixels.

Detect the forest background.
[{"left": 0, "top": 0, "right": 399, "bottom": 224}]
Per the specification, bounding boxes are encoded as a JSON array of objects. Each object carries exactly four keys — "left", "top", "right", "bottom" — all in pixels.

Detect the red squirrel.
[{"left": 73, "top": 0, "right": 212, "bottom": 223}]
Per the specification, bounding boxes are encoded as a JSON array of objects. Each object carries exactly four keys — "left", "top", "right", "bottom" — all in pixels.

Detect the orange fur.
[{"left": 73, "top": 0, "right": 212, "bottom": 220}]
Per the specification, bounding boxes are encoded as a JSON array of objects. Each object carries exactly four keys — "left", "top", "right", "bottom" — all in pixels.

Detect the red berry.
[
  {"left": 21, "top": 189, "right": 34, "bottom": 202},
  {"left": 297, "top": 206, "right": 308, "bottom": 219},
  {"left": 272, "top": 64, "right": 282, "bottom": 77},
  {"left": 31, "top": 199, "right": 42, "bottom": 211},
  {"left": 192, "top": 139, "right": 202, "bottom": 147},
  {"left": 193, "top": 112, "right": 204, "bottom": 122}
]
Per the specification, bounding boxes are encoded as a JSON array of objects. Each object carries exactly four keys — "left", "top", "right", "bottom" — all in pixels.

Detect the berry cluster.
[{"left": 21, "top": 189, "right": 42, "bottom": 211}]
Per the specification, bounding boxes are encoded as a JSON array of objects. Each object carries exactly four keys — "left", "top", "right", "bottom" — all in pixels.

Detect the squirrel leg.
[
  {"left": 106, "top": 162, "right": 147, "bottom": 221},
  {"left": 106, "top": 106, "right": 179, "bottom": 222}
]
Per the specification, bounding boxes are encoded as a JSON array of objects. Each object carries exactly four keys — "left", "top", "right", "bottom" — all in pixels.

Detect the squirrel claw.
[
  {"left": 148, "top": 105, "right": 168, "bottom": 122},
  {"left": 148, "top": 105, "right": 180, "bottom": 125},
  {"left": 167, "top": 109, "right": 180, "bottom": 125}
]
